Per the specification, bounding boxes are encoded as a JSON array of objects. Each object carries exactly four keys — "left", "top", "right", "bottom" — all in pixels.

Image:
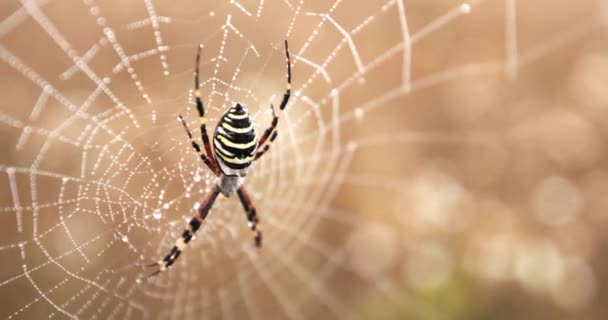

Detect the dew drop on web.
[{"left": 152, "top": 209, "right": 162, "bottom": 220}]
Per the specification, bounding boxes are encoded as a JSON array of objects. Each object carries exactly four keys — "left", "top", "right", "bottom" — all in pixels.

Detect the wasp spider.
[{"left": 148, "top": 41, "right": 291, "bottom": 275}]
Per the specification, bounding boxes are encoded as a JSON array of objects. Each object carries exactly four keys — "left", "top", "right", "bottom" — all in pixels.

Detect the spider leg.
[
  {"left": 178, "top": 115, "right": 217, "bottom": 173},
  {"left": 193, "top": 44, "right": 219, "bottom": 173},
  {"left": 254, "top": 40, "right": 291, "bottom": 161},
  {"left": 148, "top": 185, "right": 221, "bottom": 276},
  {"left": 253, "top": 130, "right": 278, "bottom": 161},
  {"left": 237, "top": 186, "right": 262, "bottom": 247}
]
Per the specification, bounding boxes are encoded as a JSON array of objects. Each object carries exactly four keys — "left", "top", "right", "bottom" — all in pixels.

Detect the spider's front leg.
[
  {"left": 254, "top": 40, "right": 291, "bottom": 162},
  {"left": 178, "top": 115, "right": 216, "bottom": 173},
  {"left": 237, "top": 186, "right": 262, "bottom": 247},
  {"left": 147, "top": 186, "right": 221, "bottom": 276},
  {"left": 178, "top": 44, "right": 219, "bottom": 175},
  {"left": 192, "top": 44, "right": 218, "bottom": 173}
]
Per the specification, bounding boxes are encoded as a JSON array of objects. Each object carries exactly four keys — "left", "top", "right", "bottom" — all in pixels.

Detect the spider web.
[{"left": 1, "top": 0, "right": 607, "bottom": 319}]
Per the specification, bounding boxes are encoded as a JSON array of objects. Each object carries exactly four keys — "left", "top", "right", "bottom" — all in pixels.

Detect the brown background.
[{"left": 1, "top": 0, "right": 608, "bottom": 319}]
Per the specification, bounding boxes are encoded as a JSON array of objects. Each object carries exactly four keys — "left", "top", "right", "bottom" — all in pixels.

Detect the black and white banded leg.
[
  {"left": 178, "top": 115, "right": 217, "bottom": 173},
  {"left": 254, "top": 40, "right": 291, "bottom": 162},
  {"left": 148, "top": 186, "right": 221, "bottom": 276},
  {"left": 178, "top": 44, "right": 219, "bottom": 175},
  {"left": 193, "top": 44, "right": 218, "bottom": 173},
  {"left": 237, "top": 186, "right": 262, "bottom": 247}
]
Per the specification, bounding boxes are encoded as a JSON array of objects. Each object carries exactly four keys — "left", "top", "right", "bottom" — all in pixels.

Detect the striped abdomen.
[{"left": 213, "top": 103, "right": 258, "bottom": 176}]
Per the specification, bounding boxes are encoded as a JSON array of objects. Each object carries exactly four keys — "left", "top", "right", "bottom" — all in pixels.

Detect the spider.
[{"left": 147, "top": 41, "right": 291, "bottom": 276}]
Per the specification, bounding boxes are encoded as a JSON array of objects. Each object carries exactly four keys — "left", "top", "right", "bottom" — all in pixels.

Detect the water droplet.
[
  {"left": 121, "top": 235, "right": 129, "bottom": 243},
  {"left": 460, "top": 3, "right": 472, "bottom": 14},
  {"left": 152, "top": 209, "right": 161, "bottom": 220},
  {"left": 354, "top": 107, "right": 365, "bottom": 121},
  {"left": 347, "top": 142, "right": 358, "bottom": 151},
  {"left": 194, "top": 174, "right": 201, "bottom": 182}
]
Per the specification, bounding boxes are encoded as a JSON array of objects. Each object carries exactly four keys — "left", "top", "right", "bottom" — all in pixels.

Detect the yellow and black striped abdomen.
[{"left": 213, "top": 103, "right": 258, "bottom": 176}]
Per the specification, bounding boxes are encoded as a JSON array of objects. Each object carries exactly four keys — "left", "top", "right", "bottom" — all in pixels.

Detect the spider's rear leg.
[
  {"left": 147, "top": 186, "right": 221, "bottom": 276},
  {"left": 237, "top": 186, "right": 262, "bottom": 247}
]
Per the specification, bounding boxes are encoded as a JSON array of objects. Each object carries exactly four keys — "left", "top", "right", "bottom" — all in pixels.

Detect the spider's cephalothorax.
[
  {"left": 148, "top": 40, "right": 291, "bottom": 276},
  {"left": 213, "top": 103, "right": 257, "bottom": 177}
]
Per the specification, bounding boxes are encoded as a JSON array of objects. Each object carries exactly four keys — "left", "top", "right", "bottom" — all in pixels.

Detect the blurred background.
[{"left": 1, "top": 0, "right": 608, "bottom": 319}]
